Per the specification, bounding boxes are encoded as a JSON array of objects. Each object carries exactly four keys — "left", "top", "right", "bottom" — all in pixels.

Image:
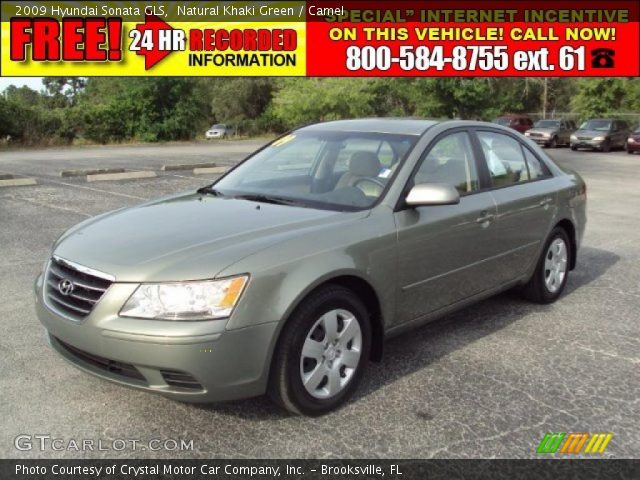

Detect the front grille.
[
  {"left": 160, "top": 369, "right": 203, "bottom": 390},
  {"left": 45, "top": 257, "right": 113, "bottom": 319},
  {"left": 577, "top": 136, "right": 592, "bottom": 141},
  {"left": 56, "top": 337, "right": 145, "bottom": 382},
  {"left": 529, "top": 132, "right": 543, "bottom": 138}
]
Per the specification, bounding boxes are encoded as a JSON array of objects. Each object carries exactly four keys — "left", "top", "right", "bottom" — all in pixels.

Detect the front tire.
[
  {"left": 522, "top": 228, "right": 571, "bottom": 304},
  {"left": 601, "top": 140, "right": 611, "bottom": 153},
  {"left": 549, "top": 136, "right": 558, "bottom": 148},
  {"left": 570, "top": 145, "right": 577, "bottom": 151},
  {"left": 268, "top": 285, "right": 371, "bottom": 416}
]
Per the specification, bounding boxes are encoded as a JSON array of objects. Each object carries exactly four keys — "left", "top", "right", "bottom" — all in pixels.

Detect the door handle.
[{"left": 476, "top": 212, "right": 495, "bottom": 224}]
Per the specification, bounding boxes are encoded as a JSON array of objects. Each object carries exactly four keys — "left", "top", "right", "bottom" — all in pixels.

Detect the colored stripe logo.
[{"left": 537, "top": 433, "right": 613, "bottom": 454}]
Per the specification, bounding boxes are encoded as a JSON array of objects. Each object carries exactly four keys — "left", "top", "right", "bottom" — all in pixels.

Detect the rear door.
[{"left": 474, "top": 129, "right": 558, "bottom": 284}]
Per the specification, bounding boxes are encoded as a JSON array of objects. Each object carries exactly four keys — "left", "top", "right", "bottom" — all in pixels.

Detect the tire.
[
  {"left": 601, "top": 140, "right": 611, "bottom": 153},
  {"left": 522, "top": 227, "right": 571, "bottom": 304},
  {"left": 570, "top": 145, "right": 577, "bottom": 151},
  {"left": 268, "top": 285, "right": 371, "bottom": 416},
  {"left": 549, "top": 136, "right": 558, "bottom": 148}
]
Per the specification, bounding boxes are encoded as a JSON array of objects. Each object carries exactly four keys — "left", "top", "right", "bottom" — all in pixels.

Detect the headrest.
[{"left": 349, "top": 151, "right": 381, "bottom": 177}]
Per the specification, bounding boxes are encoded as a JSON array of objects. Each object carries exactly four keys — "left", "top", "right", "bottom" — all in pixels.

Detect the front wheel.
[
  {"left": 549, "top": 136, "right": 558, "bottom": 148},
  {"left": 601, "top": 140, "right": 611, "bottom": 153},
  {"left": 268, "top": 285, "right": 371, "bottom": 416},
  {"left": 522, "top": 228, "right": 571, "bottom": 304},
  {"left": 570, "top": 145, "right": 577, "bottom": 151}
]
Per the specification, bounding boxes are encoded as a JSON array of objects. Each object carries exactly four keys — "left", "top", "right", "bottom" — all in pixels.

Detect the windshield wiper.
[
  {"left": 197, "top": 186, "right": 225, "bottom": 197},
  {"left": 232, "top": 193, "right": 304, "bottom": 207}
]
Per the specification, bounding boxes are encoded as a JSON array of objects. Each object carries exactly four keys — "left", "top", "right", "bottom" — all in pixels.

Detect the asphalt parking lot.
[{"left": 1, "top": 141, "right": 638, "bottom": 459}]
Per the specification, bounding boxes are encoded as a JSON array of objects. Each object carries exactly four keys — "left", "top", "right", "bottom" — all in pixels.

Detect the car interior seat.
[{"left": 335, "top": 151, "right": 382, "bottom": 190}]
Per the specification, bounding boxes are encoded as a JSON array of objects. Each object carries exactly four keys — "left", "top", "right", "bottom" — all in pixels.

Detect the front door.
[{"left": 394, "top": 131, "right": 502, "bottom": 324}]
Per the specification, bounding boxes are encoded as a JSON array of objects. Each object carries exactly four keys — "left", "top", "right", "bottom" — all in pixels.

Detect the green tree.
[
  {"left": 270, "top": 78, "right": 378, "bottom": 128},
  {"left": 570, "top": 78, "right": 627, "bottom": 119}
]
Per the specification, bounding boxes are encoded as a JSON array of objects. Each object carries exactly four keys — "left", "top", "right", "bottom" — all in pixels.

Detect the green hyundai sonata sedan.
[{"left": 35, "top": 119, "right": 586, "bottom": 415}]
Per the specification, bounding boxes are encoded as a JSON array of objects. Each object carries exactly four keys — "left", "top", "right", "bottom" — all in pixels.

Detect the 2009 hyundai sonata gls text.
[{"left": 35, "top": 119, "right": 586, "bottom": 415}]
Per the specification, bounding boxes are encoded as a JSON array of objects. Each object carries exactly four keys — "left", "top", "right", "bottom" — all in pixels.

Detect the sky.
[{"left": 0, "top": 77, "right": 44, "bottom": 92}]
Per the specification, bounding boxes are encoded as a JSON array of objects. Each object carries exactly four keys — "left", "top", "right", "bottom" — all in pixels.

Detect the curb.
[
  {"left": 61, "top": 168, "right": 125, "bottom": 177},
  {"left": 87, "top": 171, "right": 157, "bottom": 182},
  {"left": 193, "top": 166, "right": 229, "bottom": 175},
  {"left": 162, "top": 162, "right": 218, "bottom": 171},
  {"left": 0, "top": 177, "right": 38, "bottom": 187}
]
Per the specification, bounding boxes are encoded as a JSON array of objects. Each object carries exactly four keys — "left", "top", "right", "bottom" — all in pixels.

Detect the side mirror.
[{"left": 405, "top": 183, "right": 460, "bottom": 207}]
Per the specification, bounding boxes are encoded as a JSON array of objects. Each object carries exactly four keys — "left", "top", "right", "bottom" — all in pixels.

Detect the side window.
[
  {"left": 414, "top": 132, "right": 479, "bottom": 195},
  {"left": 523, "top": 148, "right": 551, "bottom": 180},
  {"left": 478, "top": 131, "right": 529, "bottom": 187}
]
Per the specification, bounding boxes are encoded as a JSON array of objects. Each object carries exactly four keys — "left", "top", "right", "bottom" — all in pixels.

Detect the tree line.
[{"left": 1, "top": 77, "right": 638, "bottom": 146}]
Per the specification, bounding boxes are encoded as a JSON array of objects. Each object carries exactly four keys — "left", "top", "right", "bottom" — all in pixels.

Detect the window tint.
[
  {"left": 478, "top": 131, "right": 529, "bottom": 187},
  {"left": 415, "top": 132, "right": 479, "bottom": 195},
  {"left": 523, "top": 148, "right": 550, "bottom": 180}
]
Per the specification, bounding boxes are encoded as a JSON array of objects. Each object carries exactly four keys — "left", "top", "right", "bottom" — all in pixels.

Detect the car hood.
[
  {"left": 574, "top": 129, "right": 609, "bottom": 138},
  {"left": 53, "top": 192, "right": 359, "bottom": 282}
]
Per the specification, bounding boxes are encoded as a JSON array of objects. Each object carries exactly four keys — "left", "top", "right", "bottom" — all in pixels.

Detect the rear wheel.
[
  {"left": 268, "top": 285, "right": 371, "bottom": 416},
  {"left": 523, "top": 228, "right": 571, "bottom": 304}
]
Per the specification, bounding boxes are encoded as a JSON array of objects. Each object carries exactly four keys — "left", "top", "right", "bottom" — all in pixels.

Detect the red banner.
[{"left": 306, "top": 1, "right": 640, "bottom": 76}]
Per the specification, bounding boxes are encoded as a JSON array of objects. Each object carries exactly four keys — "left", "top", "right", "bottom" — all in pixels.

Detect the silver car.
[
  {"left": 35, "top": 119, "right": 586, "bottom": 415},
  {"left": 525, "top": 119, "right": 576, "bottom": 148},
  {"left": 205, "top": 124, "right": 235, "bottom": 139}
]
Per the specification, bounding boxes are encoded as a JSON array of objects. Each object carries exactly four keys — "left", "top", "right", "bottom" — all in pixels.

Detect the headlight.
[
  {"left": 120, "top": 276, "right": 248, "bottom": 320},
  {"left": 593, "top": 136, "right": 605, "bottom": 141},
  {"left": 541, "top": 132, "right": 551, "bottom": 138},
  {"left": 524, "top": 132, "right": 530, "bottom": 136},
  {"left": 570, "top": 134, "right": 577, "bottom": 140}
]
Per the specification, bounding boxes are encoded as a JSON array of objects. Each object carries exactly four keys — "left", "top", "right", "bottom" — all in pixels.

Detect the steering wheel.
[{"left": 353, "top": 177, "right": 386, "bottom": 196}]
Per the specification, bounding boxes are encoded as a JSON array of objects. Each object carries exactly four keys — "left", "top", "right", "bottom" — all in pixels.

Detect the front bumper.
[
  {"left": 571, "top": 138, "right": 605, "bottom": 149},
  {"left": 527, "top": 136, "right": 552, "bottom": 146},
  {"left": 35, "top": 274, "right": 278, "bottom": 402}
]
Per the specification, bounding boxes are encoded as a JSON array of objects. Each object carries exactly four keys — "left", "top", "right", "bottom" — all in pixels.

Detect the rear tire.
[
  {"left": 268, "top": 285, "right": 371, "bottom": 416},
  {"left": 522, "top": 228, "right": 571, "bottom": 304}
]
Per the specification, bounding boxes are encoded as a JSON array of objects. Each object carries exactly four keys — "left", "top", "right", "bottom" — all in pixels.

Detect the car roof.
[{"left": 297, "top": 118, "right": 439, "bottom": 135}]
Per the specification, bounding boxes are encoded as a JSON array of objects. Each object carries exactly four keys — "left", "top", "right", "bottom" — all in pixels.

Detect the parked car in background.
[
  {"left": 35, "top": 119, "right": 586, "bottom": 415},
  {"left": 525, "top": 119, "right": 576, "bottom": 148},
  {"left": 570, "top": 119, "right": 630, "bottom": 152},
  {"left": 627, "top": 126, "right": 640, "bottom": 154},
  {"left": 492, "top": 114, "right": 533, "bottom": 134},
  {"left": 205, "top": 124, "right": 235, "bottom": 139}
]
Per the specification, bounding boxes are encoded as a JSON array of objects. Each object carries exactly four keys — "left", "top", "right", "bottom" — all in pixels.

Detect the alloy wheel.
[
  {"left": 299, "top": 309, "right": 362, "bottom": 399},
  {"left": 544, "top": 238, "right": 568, "bottom": 293}
]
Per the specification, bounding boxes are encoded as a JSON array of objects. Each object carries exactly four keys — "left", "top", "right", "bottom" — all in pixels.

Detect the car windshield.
[
  {"left": 580, "top": 120, "right": 611, "bottom": 131},
  {"left": 535, "top": 120, "right": 561, "bottom": 128},
  {"left": 493, "top": 117, "right": 511, "bottom": 126},
  {"left": 212, "top": 131, "right": 417, "bottom": 211},
  {"left": 212, "top": 124, "right": 225, "bottom": 129}
]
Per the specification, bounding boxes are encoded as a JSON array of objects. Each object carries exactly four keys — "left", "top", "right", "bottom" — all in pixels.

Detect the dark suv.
[
  {"left": 570, "top": 119, "right": 631, "bottom": 152},
  {"left": 492, "top": 114, "right": 534, "bottom": 134}
]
